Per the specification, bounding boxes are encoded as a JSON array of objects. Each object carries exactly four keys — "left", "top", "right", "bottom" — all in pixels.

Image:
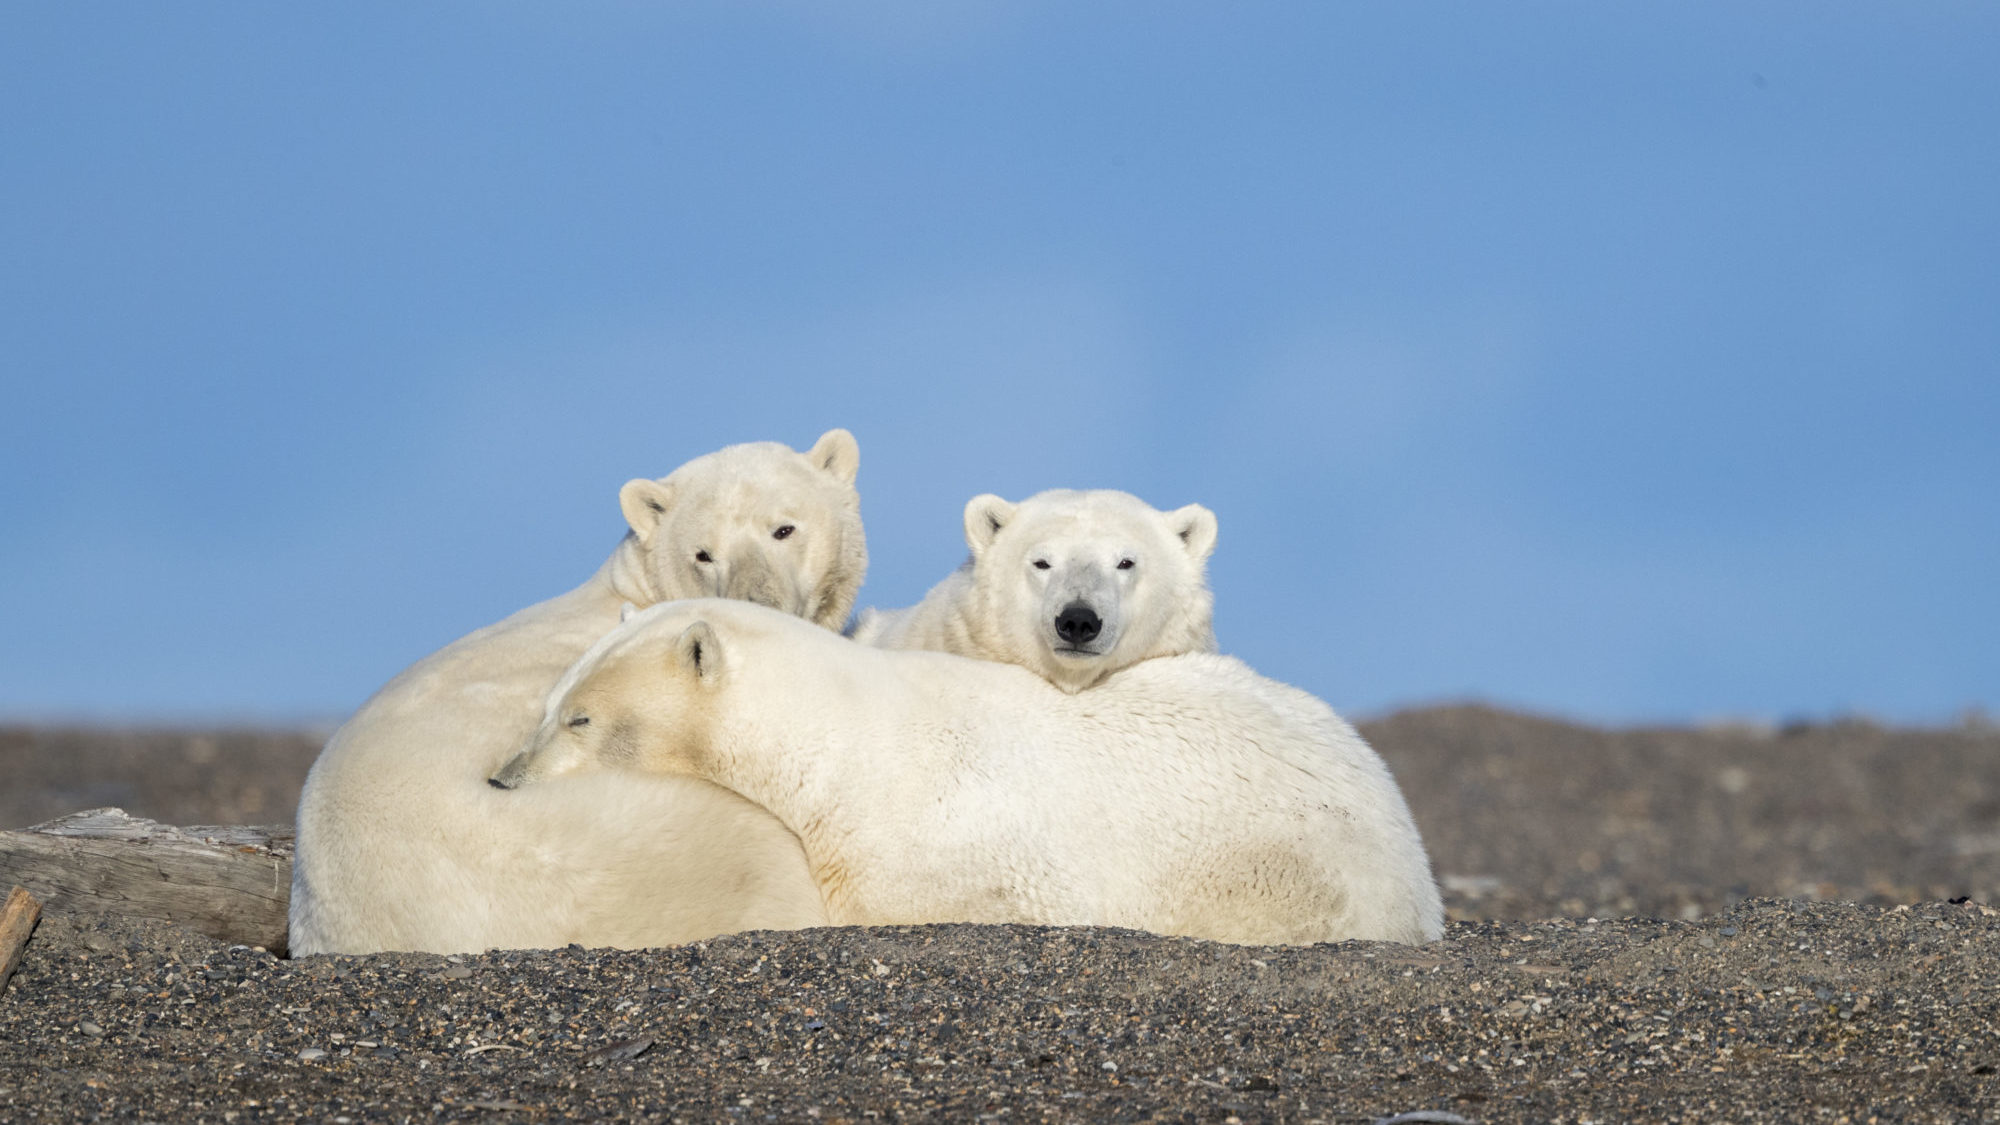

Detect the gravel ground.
[
  {"left": 5, "top": 900, "right": 1998, "bottom": 1122},
  {"left": 4, "top": 705, "right": 1999, "bottom": 1120}
]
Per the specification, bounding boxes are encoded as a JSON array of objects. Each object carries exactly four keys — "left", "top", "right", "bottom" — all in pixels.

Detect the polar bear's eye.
[
  {"left": 1032, "top": 559, "right": 1051, "bottom": 570},
  {"left": 567, "top": 715, "right": 590, "bottom": 729},
  {"left": 1117, "top": 558, "right": 1136, "bottom": 570},
  {"left": 694, "top": 550, "right": 713, "bottom": 564},
  {"left": 772, "top": 525, "right": 795, "bottom": 541}
]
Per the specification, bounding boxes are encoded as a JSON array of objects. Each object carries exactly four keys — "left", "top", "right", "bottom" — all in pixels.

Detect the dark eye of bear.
[
  {"left": 773, "top": 525, "right": 795, "bottom": 540},
  {"left": 567, "top": 715, "right": 590, "bottom": 728},
  {"left": 694, "top": 550, "right": 712, "bottom": 564},
  {"left": 1117, "top": 558, "right": 1136, "bottom": 570},
  {"left": 1032, "top": 560, "right": 1051, "bottom": 570}
]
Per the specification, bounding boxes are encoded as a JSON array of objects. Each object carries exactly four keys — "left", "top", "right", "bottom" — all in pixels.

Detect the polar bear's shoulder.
[
  {"left": 1097, "top": 652, "right": 1370, "bottom": 760},
  {"left": 851, "top": 561, "right": 976, "bottom": 648},
  {"left": 1101, "top": 651, "right": 1302, "bottom": 705}
]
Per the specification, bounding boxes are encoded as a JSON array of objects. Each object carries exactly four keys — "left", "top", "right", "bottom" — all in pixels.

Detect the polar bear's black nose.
[{"left": 1055, "top": 603, "right": 1102, "bottom": 645}]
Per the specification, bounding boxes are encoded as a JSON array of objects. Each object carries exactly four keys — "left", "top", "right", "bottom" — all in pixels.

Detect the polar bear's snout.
[
  {"left": 705, "top": 549, "right": 810, "bottom": 621},
  {"left": 488, "top": 723, "right": 580, "bottom": 790},
  {"left": 1054, "top": 602, "right": 1103, "bottom": 647},
  {"left": 487, "top": 748, "right": 538, "bottom": 789}
]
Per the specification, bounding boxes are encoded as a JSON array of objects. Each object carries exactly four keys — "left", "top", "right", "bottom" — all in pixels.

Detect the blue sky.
[{"left": 3, "top": 4, "right": 1995, "bottom": 726}]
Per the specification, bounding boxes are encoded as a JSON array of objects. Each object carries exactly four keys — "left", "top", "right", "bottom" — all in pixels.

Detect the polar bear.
[
  {"left": 288, "top": 431, "right": 864, "bottom": 956},
  {"left": 852, "top": 489, "right": 1219, "bottom": 692},
  {"left": 493, "top": 599, "right": 1444, "bottom": 946}
]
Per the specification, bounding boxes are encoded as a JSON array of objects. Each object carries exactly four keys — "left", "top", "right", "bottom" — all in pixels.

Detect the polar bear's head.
[
  {"left": 488, "top": 599, "right": 794, "bottom": 790},
  {"left": 617, "top": 429, "right": 867, "bottom": 631},
  {"left": 962, "top": 489, "right": 1218, "bottom": 692}
]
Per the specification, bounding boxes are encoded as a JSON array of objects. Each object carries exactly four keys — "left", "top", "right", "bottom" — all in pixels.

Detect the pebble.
[{"left": 584, "top": 1036, "right": 655, "bottom": 1065}]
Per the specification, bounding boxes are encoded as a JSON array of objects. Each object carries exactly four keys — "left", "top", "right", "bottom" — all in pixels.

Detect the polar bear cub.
[
  {"left": 493, "top": 599, "right": 1444, "bottom": 946},
  {"left": 288, "top": 431, "right": 864, "bottom": 956},
  {"left": 853, "top": 489, "right": 1219, "bottom": 692}
]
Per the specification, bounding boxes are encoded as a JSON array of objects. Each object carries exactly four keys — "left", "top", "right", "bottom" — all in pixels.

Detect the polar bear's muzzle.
[
  {"left": 704, "top": 552, "right": 810, "bottom": 620},
  {"left": 489, "top": 723, "right": 581, "bottom": 789},
  {"left": 488, "top": 753, "right": 531, "bottom": 789},
  {"left": 1042, "top": 560, "right": 1123, "bottom": 661}
]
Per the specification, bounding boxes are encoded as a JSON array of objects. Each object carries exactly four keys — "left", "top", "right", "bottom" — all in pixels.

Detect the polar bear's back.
[
  {"left": 803, "top": 636, "right": 1442, "bottom": 944},
  {"left": 1029, "top": 653, "right": 1443, "bottom": 944},
  {"left": 290, "top": 582, "right": 615, "bottom": 952},
  {"left": 291, "top": 579, "right": 822, "bottom": 955}
]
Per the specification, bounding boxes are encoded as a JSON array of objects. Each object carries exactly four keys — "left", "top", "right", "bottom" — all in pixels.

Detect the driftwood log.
[
  {"left": 0, "top": 808, "right": 292, "bottom": 956},
  {"left": 1, "top": 885, "right": 41, "bottom": 993}
]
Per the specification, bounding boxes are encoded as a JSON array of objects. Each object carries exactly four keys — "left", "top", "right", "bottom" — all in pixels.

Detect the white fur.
[
  {"left": 496, "top": 599, "right": 1444, "bottom": 946},
  {"left": 288, "top": 431, "right": 865, "bottom": 955},
  {"left": 853, "top": 489, "right": 1219, "bottom": 693}
]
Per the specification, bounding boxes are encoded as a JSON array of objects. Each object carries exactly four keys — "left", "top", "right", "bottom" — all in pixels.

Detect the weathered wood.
[
  {"left": 1, "top": 885, "right": 41, "bottom": 994},
  {"left": 0, "top": 808, "right": 292, "bottom": 956}
]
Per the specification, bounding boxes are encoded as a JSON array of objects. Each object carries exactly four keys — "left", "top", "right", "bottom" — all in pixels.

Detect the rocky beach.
[{"left": 4, "top": 706, "right": 1997, "bottom": 1121}]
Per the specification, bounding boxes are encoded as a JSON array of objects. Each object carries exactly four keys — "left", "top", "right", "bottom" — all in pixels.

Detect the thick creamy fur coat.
[
  {"left": 288, "top": 432, "right": 864, "bottom": 955},
  {"left": 496, "top": 599, "right": 1444, "bottom": 946}
]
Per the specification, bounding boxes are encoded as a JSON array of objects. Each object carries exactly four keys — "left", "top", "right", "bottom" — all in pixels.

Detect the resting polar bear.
[
  {"left": 853, "top": 489, "right": 1219, "bottom": 692},
  {"left": 493, "top": 599, "right": 1444, "bottom": 946},
  {"left": 289, "top": 431, "right": 864, "bottom": 956}
]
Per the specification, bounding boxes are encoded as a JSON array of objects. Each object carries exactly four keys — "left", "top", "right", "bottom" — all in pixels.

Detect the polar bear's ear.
[
  {"left": 962, "top": 494, "right": 1016, "bottom": 557},
  {"left": 673, "top": 621, "right": 725, "bottom": 685},
  {"left": 807, "top": 429, "right": 861, "bottom": 486},
  {"left": 619, "top": 479, "right": 676, "bottom": 541},
  {"left": 1169, "top": 503, "right": 1219, "bottom": 563}
]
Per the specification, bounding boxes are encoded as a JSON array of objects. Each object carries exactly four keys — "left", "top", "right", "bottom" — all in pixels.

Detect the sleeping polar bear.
[
  {"left": 492, "top": 598, "right": 1444, "bottom": 946},
  {"left": 289, "top": 431, "right": 865, "bottom": 955},
  {"left": 853, "top": 489, "right": 1218, "bottom": 692}
]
